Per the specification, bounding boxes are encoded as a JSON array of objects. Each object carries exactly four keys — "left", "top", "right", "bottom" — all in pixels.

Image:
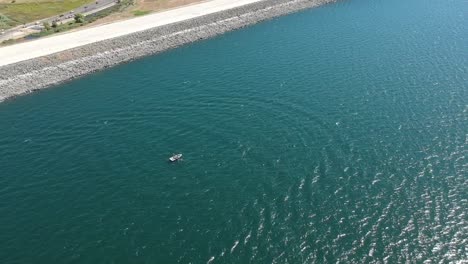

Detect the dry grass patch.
[
  {"left": 86, "top": 0, "right": 204, "bottom": 26},
  {"left": 0, "top": 0, "right": 94, "bottom": 28}
]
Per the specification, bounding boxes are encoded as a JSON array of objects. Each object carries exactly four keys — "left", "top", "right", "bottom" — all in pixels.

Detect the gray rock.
[{"left": 0, "top": 0, "right": 336, "bottom": 102}]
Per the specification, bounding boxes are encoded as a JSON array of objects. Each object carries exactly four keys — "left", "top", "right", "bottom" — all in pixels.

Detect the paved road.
[
  {"left": 0, "top": 0, "right": 263, "bottom": 66},
  {"left": 45, "top": 0, "right": 117, "bottom": 25},
  {"left": 0, "top": 0, "right": 117, "bottom": 42}
]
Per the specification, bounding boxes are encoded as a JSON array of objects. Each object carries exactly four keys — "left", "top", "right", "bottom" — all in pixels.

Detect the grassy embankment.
[
  {"left": 29, "top": 0, "right": 133, "bottom": 37},
  {"left": 0, "top": 0, "right": 94, "bottom": 29},
  {"left": 132, "top": 9, "right": 149, "bottom": 16},
  {"left": 1, "top": 0, "right": 133, "bottom": 44},
  {"left": 1, "top": 0, "right": 203, "bottom": 45}
]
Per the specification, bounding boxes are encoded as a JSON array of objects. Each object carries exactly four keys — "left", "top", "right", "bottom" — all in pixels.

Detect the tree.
[
  {"left": 51, "top": 21, "right": 58, "bottom": 28},
  {"left": 74, "top": 13, "right": 85, "bottom": 23},
  {"left": 42, "top": 22, "right": 51, "bottom": 31}
]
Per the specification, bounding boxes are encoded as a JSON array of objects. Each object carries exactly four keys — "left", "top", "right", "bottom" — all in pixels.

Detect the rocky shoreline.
[{"left": 0, "top": 0, "right": 335, "bottom": 102}]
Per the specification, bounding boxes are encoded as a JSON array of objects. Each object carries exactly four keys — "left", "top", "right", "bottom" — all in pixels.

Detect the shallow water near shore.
[{"left": 0, "top": 0, "right": 467, "bottom": 262}]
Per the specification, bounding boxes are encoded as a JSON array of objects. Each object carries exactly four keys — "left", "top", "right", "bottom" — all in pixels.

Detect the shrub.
[
  {"left": 74, "top": 13, "right": 85, "bottom": 23},
  {"left": 42, "top": 22, "right": 51, "bottom": 31}
]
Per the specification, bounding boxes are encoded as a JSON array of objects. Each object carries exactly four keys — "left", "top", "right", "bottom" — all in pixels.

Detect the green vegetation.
[
  {"left": 84, "top": 0, "right": 133, "bottom": 21},
  {"left": 0, "top": 37, "right": 15, "bottom": 44},
  {"left": 28, "top": 18, "right": 87, "bottom": 38},
  {"left": 0, "top": 0, "right": 93, "bottom": 29},
  {"left": 132, "top": 10, "right": 150, "bottom": 17},
  {"left": 42, "top": 21, "right": 50, "bottom": 30},
  {"left": 1, "top": 0, "right": 136, "bottom": 45},
  {"left": 25, "top": 0, "right": 131, "bottom": 39},
  {"left": 74, "top": 13, "right": 84, "bottom": 23},
  {"left": 0, "top": 13, "right": 15, "bottom": 29},
  {"left": 116, "top": 0, "right": 133, "bottom": 10}
]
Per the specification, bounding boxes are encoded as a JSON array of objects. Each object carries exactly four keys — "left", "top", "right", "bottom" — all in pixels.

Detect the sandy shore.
[{"left": 0, "top": 0, "right": 335, "bottom": 102}]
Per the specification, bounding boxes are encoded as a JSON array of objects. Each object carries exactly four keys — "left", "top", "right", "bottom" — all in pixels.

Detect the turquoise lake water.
[{"left": 0, "top": 0, "right": 467, "bottom": 262}]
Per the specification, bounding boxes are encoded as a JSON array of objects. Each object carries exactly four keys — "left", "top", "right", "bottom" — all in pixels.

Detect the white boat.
[{"left": 169, "top": 153, "right": 182, "bottom": 162}]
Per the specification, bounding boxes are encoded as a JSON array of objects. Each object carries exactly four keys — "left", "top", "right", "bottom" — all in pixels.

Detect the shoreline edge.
[{"left": 0, "top": 0, "right": 336, "bottom": 102}]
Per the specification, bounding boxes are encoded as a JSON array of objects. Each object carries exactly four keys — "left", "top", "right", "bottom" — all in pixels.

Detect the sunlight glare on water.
[{"left": 0, "top": 0, "right": 466, "bottom": 262}]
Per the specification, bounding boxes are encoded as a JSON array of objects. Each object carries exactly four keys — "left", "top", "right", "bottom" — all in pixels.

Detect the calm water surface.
[{"left": 0, "top": 0, "right": 466, "bottom": 262}]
